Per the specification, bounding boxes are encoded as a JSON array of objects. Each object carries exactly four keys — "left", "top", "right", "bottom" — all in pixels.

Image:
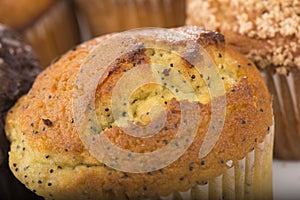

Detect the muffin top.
[
  {"left": 0, "top": 0, "right": 56, "bottom": 30},
  {"left": 5, "top": 26, "right": 272, "bottom": 199},
  {"left": 187, "top": 0, "right": 300, "bottom": 74}
]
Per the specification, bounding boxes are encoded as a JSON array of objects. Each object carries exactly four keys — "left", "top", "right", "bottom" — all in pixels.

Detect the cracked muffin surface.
[{"left": 5, "top": 26, "right": 272, "bottom": 199}]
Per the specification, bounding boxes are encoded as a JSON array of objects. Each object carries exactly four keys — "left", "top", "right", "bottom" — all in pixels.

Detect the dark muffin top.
[
  {"left": 0, "top": 23, "right": 41, "bottom": 200},
  {"left": 0, "top": 24, "right": 40, "bottom": 113}
]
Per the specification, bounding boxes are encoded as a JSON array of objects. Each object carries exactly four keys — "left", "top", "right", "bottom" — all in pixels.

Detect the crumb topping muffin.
[{"left": 186, "top": 0, "right": 300, "bottom": 74}]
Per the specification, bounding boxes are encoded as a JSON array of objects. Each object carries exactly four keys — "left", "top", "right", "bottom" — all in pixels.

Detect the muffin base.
[
  {"left": 160, "top": 121, "right": 274, "bottom": 200},
  {"left": 263, "top": 69, "right": 300, "bottom": 160}
]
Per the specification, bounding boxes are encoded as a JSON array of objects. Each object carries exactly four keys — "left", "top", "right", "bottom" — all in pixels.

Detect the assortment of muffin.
[{"left": 0, "top": 0, "right": 298, "bottom": 199}]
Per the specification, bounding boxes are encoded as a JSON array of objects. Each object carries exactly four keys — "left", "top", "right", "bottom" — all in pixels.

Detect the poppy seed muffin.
[{"left": 5, "top": 26, "right": 273, "bottom": 199}]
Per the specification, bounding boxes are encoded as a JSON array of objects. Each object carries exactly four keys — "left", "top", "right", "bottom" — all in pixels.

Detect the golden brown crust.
[
  {"left": 5, "top": 26, "right": 272, "bottom": 199},
  {"left": 186, "top": 0, "right": 300, "bottom": 74}
]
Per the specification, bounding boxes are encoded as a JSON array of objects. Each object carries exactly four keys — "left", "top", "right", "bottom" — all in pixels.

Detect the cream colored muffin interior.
[{"left": 96, "top": 47, "right": 241, "bottom": 131}]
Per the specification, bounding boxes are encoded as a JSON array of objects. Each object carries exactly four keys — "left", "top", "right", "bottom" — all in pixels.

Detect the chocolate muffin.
[{"left": 0, "top": 24, "right": 41, "bottom": 200}]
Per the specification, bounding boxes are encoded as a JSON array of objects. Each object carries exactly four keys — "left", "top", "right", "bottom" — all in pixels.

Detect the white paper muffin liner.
[
  {"left": 263, "top": 70, "right": 300, "bottom": 160},
  {"left": 158, "top": 121, "right": 274, "bottom": 200},
  {"left": 22, "top": 0, "right": 79, "bottom": 67},
  {"left": 75, "top": 0, "right": 186, "bottom": 37}
]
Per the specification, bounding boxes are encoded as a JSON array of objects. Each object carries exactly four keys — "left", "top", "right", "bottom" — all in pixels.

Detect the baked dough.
[{"left": 5, "top": 26, "right": 272, "bottom": 199}]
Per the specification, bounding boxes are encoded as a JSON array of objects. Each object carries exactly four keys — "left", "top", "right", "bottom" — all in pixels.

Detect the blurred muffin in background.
[
  {"left": 186, "top": 0, "right": 300, "bottom": 160},
  {"left": 0, "top": 24, "right": 41, "bottom": 200},
  {"left": 75, "top": 0, "right": 186, "bottom": 37},
  {"left": 0, "top": 0, "right": 80, "bottom": 67}
]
